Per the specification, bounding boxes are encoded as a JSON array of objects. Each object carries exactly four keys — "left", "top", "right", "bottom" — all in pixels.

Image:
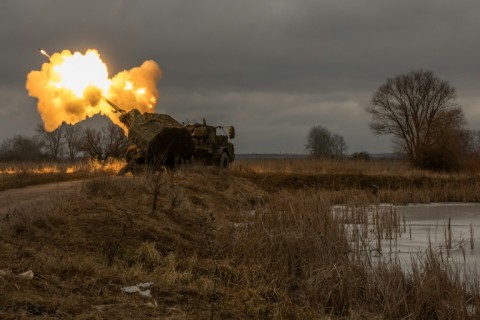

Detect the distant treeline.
[
  {"left": 0, "top": 122, "right": 129, "bottom": 162},
  {"left": 235, "top": 153, "right": 403, "bottom": 160}
]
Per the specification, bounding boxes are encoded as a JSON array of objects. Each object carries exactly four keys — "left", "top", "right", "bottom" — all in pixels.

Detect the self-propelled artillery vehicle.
[{"left": 105, "top": 99, "right": 235, "bottom": 173}]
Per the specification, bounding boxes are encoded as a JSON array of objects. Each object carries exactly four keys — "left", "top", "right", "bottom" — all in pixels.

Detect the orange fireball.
[{"left": 26, "top": 49, "right": 162, "bottom": 131}]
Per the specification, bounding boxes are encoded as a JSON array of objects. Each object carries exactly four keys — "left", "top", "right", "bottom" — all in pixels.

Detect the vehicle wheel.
[
  {"left": 219, "top": 151, "right": 229, "bottom": 169},
  {"left": 125, "top": 145, "right": 138, "bottom": 163},
  {"left": 166, "top": 156, "right": 184, "bottom": 170},
  {"left": 175, "top": 156, "right": 184, "bottom": 168}
]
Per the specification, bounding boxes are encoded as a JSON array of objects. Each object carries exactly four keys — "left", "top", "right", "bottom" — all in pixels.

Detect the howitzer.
[
  {"left": 105, "top": 98, "right": 125, "bottom": 114},
  {"left": 108, "top": 99, "right": 235, "bottom": 173},
  {"left": 107, "top": 99, "right": 194, "bottom": 172}
]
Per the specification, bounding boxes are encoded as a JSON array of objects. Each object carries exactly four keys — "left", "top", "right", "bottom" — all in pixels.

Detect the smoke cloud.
[{"left": 26, "top": 49, "right": 162, "bottom": 131}]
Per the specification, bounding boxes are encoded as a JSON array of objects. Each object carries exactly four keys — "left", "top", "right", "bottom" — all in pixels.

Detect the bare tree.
[
  {"left": 103, "top": 122, "right": 129, "bottom": 159},
  {"left": 305, "top": 126, "right": 347, "bottom": 158},
  {"left": 462, "top": 129, "right": 480, "bottom": 156},
  {"left": 465, "top": 130, "right": 479, "bottom": 154},
  {"left": 306, "top": 126, "right": 332, "bottom": 157},
  {"left": 63, "top": 123, "right": 82, "bottom": 161},
  {"left": 0, "top": 135, "right": 45, "bottom": 162},
  {"left": 36, "top": 124, "right": 64, "bottom": 161},
  {"left": 331, "top": 134, "right": 348, "bottom": 158},
  {"left": 367, "top": 70, "right": 466, "bottom": 169},
  {"left": 79, "top": 128, "right": 104, "bottom": 161}
]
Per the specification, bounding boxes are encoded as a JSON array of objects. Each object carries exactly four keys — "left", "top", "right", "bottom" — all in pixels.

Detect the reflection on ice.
[{"left": 333, "top": 203, "right": 480, "bottom": 274}]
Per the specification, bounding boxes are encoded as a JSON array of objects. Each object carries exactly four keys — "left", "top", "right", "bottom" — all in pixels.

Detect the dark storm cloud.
[{"left": 1, "top": 0, "right": 480, "bottom": 153}]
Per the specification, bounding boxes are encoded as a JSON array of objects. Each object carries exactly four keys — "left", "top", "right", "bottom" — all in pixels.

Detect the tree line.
[
  {"left": 0, "top": 122, "right": 129, "bottom": 162},
  {"left": 307, "top": 70, "right": 480, "bottom": 170},
  {"left": 305, "top": 126, "right": 348, "bottom": 159}
]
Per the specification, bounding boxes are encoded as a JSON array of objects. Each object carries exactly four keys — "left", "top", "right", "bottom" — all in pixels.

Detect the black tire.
[
  {"left": 165, "top": 156, "right": 184, "bottom": 170},
  {"left": 125, "top": 145, "right": 138, "bottom": 163},
  {"left": 219, "top": 151, "right": 229, "bottom": 169},
  {"left": 174, "top": 156, "right": 185, "bottom": 168}
]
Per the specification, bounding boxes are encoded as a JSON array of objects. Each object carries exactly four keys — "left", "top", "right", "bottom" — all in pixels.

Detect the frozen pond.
[
  {"left": 333, "top": 203, "right": 480, "bottom": 273},
  {"left": 395, "top": 203, "right": 480, "bottom": 272}
]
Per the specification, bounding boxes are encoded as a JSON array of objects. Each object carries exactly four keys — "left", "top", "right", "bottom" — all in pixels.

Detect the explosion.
[{"left": 26, "top": 49, "right": 161, "bottom": 131}]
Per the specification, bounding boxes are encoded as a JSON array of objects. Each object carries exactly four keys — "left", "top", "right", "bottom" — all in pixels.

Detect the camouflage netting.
[
  {"left": 122, "top": 110, "right": 194, "bottom": 162},
  {"left": 147, "top": 127, "right": 194, "bottom": 160}
]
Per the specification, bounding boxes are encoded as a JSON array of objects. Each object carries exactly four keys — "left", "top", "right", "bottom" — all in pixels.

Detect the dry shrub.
[
  {"left": 399, "top": 249, "right": 478, "bottom": 319},
  {"left": 134, "top": 242, "right": 162, "bottom": 269},
  {"left": 81, "top": 176, "right": 127, "bottom": 199},
  {"left": 216, "top": 190, "right": 350, "bottom": 317},
  {"left": 82, "top": 176, "right": 113, "bottom": 196},
  {"left": 155, "top": 253, "right": 193, "bottom": 286}
]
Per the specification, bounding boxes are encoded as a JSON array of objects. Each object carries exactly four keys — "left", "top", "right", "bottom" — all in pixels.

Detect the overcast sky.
[{"left": 1, "top": 0, "right": 480, "bottom": 154}]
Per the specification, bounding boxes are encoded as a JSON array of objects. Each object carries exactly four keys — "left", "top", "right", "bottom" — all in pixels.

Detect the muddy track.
[{"left": 0, "top": 180, "right": 86, "bottom": 216}]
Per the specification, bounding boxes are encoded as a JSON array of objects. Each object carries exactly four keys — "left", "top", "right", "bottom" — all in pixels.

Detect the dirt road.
[{"left": 0, "top": 180, "right": 85, "bottom": 216}]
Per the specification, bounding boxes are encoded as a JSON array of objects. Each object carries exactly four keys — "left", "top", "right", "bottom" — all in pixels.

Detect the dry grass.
[
  {"left": 1, "top": 159, "right": 480, "bottom": 319},
  {"left": 217, "top": 188, "right": 480, "bottom": 319},
  {"left": 0, "top": 159, "right": 125, "bottom": 191},
  {"left": 232, "top": 157, "right": 480, "bottom": 178},
  {"left": 233, "top": 158, "right": 480, "bottom": 204}
]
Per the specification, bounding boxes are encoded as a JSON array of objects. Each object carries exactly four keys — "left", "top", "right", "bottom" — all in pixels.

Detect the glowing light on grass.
[
  {"left": 0, "top": 168, "right": 17, "bottom": 175},
  {"left": 66, "top": 167, "right": 76, "bottom": 174},
  {"left": 32, "top": 167, "right": 60, "bottom": 174}
]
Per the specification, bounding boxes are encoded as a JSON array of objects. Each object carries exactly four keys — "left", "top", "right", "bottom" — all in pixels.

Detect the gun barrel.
[{"left": 105, "top": 98, "right": 125, "bottom": 114}]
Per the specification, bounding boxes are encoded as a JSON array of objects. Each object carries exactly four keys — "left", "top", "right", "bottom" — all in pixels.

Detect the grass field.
[
  {"left": 1, "top": 159, "right": 480, "bottom": 319},
  {"left": 0, "top": 160, "right": 124, "bottom": 191}
]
